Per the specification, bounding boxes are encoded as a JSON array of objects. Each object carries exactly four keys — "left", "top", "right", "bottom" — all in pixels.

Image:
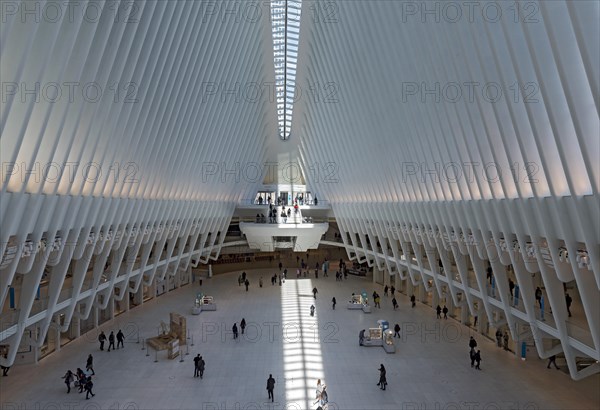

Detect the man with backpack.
[{"left": 98, "top": 331, "right": 106, "bottom": 351}]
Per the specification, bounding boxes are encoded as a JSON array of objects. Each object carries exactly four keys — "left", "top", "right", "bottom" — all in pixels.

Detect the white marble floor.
[{"left": 1, "top": 268, "right": 598, "bottom": 410}]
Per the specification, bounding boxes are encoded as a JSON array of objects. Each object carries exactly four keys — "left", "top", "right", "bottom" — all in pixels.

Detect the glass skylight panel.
[{"left": 271, "top": 0, "right": 302, "bottom": 140}]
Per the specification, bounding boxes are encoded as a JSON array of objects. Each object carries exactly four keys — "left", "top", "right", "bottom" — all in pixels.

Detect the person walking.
[
  {"left": 474, "top": 350, "right": 482, "bottom": 370},
  {"left": 565, "top": 293, "right": 572, "bottom": 317},
  {"left": 84, "top": 376, "right": 95, "bottom": 399},
  {"left": 547, "top": 355, "right": 559, "bottom": 370},
  {"left": 310, "top": 305, "right": 315, "bottom": 317},
  {"left": 442, "top": 305, "right": 449, "bottom": 319},
  {"left": 313, "top": 287, "right": 318, "bottom": 299},
  {"left": 495, "top": 329, "right": 502, "bottom": 348},
  {"left": 194, "top": 354, "right": 201, "bottom": 377},
  {"left": 116, "top": 329, "right": 124, "bottom": 349},
  {"left": 315, "top": 379, "right": 323, "bottom": 400},
  {"left": 232, "top": 323, "right": 239, "bottom": 339},
  {"left": 377, "top": 364, "right": 387, "bottom": 390},
  {"left": 199, "top": 356, "right": 205, "bottom": 379},
  {"left": 266, "top": 374, "right": 276, "bottom": 402},
  {"left": 98, "top": 331, "right": 106, "bottom": 351},
  {"left": 436, "top": 305, "right": 442, "bottom": 318},
  {"left": 317, "top": 385, "right": 329, "bottom": 407},
  {"left": 63, "top": 370, "right": 75, "bottom": 393},
  {"left": 503, "top": 331, "right": 510, "bottom": 351},
  {"left": 384, "top": 285, "right": 388, "bottom": 296},
  {"left": 77, "top": 368, "right": 86, "bottom": 393},
  {"left": 469, "top": 336, "right": 478, "bottom": 351},
  {"left": 107, "top": 331, "right": 115, "bottom": 352},
  {"left": 86, "top": 354, "right": 95, "bottom": 375},
  {"left": 410, "top": 294, "right": 416, "bottom": 308},
  {"left": 240, "top": 318, "right": 246, "bottom": 335},
  {"left": 535, "top": 287, "right": 542, "bottom": 308},
  {"left": 245, "top": 279, "right": 250, "bottom": 292},
  {"left": 259, "top": 276, "right": 263, "bottom": 288},
  {"left": 393, "top": 324, "right": 401, "bottom": 338},
  {"left": 390, "top": 285, "right": 395, "bottom": 295},
  {"left": 332, "top": 297, "right": 336, "bottom": 310},
  {"left": 392, "top": 297, "right": 398, "bottom": 310}
]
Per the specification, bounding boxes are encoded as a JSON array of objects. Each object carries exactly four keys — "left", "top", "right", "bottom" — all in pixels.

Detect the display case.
[
  {"left": 347, "top": 294, "right": 363, "bottom": 310},
  {"left": 362, "top": 297, "right": 371, "bottom": 313},
  {"left": 363, "top": 328, "right": 383, "bottom": 346},
  {"left": 201, "top": 295, "right": 216, "bottom": 310},
  {"left": 383, "top": 329, "right": 396, "bottom": 353},
  {"left": 192, "top": 294, "right": 216, "bottom": 314}
]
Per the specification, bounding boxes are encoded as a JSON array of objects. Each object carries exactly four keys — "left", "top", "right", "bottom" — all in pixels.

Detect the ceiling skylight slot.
[{"left": 271, "top": 0, "right": 302, "bottom": 140}]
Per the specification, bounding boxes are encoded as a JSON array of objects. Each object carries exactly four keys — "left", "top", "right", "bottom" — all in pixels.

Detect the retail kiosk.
[
  {"left": 192, "top": 294, "right": 217, "bottom": 315},
  {"left": 359, "top": 320, "right": 395, "bottom": 353}
]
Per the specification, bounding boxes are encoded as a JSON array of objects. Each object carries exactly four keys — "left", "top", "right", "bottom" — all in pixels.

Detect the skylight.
[{"left": 271, "top": 0, "right": 302, "bottom": 140}]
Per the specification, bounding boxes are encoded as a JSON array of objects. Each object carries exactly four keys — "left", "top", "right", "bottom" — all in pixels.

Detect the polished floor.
[{"left": 1, "top": 266, "right": 598, "bottom": 410}]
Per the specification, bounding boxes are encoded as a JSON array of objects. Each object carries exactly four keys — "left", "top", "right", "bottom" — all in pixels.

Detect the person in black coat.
[
  {"left": 442, "top": 305, "right": 449, "bottom": 319},
  {"left": 469, "top": 336, "right": 478, "bottom": 350},
  {"left": 377, "top": 364, "right": 387, "bottom": 390},
  {"left": 332, "top": 297, "right": 336, "bottom": 310},
  {"left": 199, "top": 356, "right": 205, "bottom": 378},
  {"left": 98, "top": 331, "right": 106, "bottom": 350},
  {"left": 240, "top": 318, "right": 246, "bottom": 334},
  {"left": 267, "top": 374, "right": 276, "bottom": 402},
  {"left": 107, "top": 331, "right": 115, "bottom": 351},
  {"left": 232, "top": 323, "right": 239, "bottom": 339},
  {"left": 194, "top": 354, "right": 201, "bottom": 377},
  {"left": 84, "top": 376, "right": 95, "bottom": 399},
  {"left": 474, "top": 350, "right": 482, "bottom": 370},
  {"left": 86, "top": 354, "right": 95, "bottom": 375},
  {"left": 394, "top": 324, "right": 401, "bottom": 338},
  {"left": 565, "top": 293, "right": 573, "bottom": 317},
  {"left": 63, "top": 370, "right": 74, "bottom": 393},
  {"left": 77, "top": 368, "right": 86, "bottom": 392},
  {"left": 116, "top": 330, "right": 125, "bottom": 349}
]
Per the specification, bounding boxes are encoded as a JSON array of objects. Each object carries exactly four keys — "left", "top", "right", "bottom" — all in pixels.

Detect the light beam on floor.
[{"left": 281, "top": 278, "right": 324, "bottom": 409}]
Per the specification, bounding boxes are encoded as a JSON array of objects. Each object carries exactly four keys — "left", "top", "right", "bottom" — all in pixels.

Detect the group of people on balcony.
[
  {"left": 256, "top": 194, "right": 317, "bottom": 206},
  {"left": 254, "top": 202, "right": 301, "bottom": 224}
]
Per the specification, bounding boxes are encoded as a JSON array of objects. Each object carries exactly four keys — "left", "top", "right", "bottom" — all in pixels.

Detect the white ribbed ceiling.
[
  {"left": 1, "top": 0, "right": 276, "bottom": 203},
  {"left": 2, "top": 1, "right": 597, "bottom": 205},
  {"left": 295, "top": 0, "right": 599, "bottom": 203}
]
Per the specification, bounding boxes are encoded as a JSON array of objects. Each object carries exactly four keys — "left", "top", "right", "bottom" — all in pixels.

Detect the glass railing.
[{"left": 239, "top": 198, "right": 329, "bottom": 206}]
